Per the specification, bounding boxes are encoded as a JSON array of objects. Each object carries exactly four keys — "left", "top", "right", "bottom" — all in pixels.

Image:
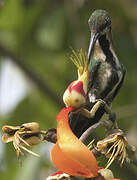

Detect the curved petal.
[
  {"left": 51, "top": 107, "right": 98, "bottom": 178},
  {"left": 51, "top": 143, "right": 92, "bottom": 177}
]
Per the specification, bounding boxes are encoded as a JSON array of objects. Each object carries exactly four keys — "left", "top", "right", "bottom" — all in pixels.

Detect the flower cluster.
[
  {"left": 2, "top": 122, "right": 46, "bottom": 161},
  {"left": 97, "top": 132, "right": 128, "bottom": 168}
]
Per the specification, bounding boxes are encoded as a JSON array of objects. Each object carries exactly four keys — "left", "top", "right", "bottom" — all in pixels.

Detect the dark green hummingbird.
[
  {"left": 87, "top": 9, "right": 126, "bottom": 105},
  {"left": 68, "top": 9, "right": 126, "bottom": 138}
]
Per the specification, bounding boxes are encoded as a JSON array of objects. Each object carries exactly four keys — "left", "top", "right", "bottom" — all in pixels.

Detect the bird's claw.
[{"left": 95, "top": 99, "right": 106, "bottom": 106}]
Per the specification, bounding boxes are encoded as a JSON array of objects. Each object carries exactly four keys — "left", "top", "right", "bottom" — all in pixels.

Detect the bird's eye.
[{"left": 99, "top": 18, "right": 111, "bottom": 32}]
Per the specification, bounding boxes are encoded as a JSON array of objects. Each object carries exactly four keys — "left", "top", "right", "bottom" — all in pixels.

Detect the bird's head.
[{"left": 88, "top": 9, "right": 112, "bottom": 60}]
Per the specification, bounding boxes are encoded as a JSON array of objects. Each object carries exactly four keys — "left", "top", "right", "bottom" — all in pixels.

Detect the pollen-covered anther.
[
  {"left": 97, "top": 132, "right": 128, "bottom": 168},
  {"left": 63, "top": 49, "right": 89, "bottom": 109}
]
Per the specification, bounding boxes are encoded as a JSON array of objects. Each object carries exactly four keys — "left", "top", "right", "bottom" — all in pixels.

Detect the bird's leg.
[
  {"left": 79, "top": 100, "right": 116, "bottom": 122},
  {"left": 78, "top": 100, "right": 104, "bottom": 118}
]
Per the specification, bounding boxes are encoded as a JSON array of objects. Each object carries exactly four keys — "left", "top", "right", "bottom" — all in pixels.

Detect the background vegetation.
[{"left": 0, "top": 0, "right": 137, "bottom": 179}]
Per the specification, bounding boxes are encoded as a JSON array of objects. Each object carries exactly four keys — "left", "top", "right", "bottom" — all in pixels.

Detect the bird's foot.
[{"left": 95, "top": 99, "right": 106, "bottom": 107}]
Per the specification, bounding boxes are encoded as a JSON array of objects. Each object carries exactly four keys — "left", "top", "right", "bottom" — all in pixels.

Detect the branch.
[
  {"left": 79, "top": 121, "right": 105, "bottom": 142},
  {"left": 43, "top": 128, "right": 57, "bottom": 143},
  {"left": 0, "top": 43, "right": 63, "bottom": 108}
]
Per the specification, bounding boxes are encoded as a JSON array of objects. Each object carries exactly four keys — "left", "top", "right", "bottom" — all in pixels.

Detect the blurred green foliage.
[{"left": 0, "top": 0, "right": 137, "bottom": 179}]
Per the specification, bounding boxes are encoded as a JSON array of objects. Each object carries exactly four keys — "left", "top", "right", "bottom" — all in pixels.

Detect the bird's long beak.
[{"left": 88, "top": 32, "right": 99, "bottom": 62}]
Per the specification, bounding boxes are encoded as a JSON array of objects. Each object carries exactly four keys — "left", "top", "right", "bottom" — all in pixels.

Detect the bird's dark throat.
[{"left": 98, "top": 34, "right": 116, "bottom": 67}]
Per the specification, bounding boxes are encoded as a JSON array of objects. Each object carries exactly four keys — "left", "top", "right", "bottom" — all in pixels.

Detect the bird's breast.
[
  {"left": 93, "top": 40, "right": 106, "bottom": 62},
  {"left": 88, "top": 63, "right": 112, "bottom": 103}
]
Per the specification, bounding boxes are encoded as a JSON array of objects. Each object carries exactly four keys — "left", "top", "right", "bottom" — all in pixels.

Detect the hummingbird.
[
  {"left": 87, "top": 9, "right": 126, "bottom": 105},
  {"left": 45, "top": 10, "right": 126, "bottom": 140},
  {"left": 68, "top": 9, "right": 126, "bottom": 138}
]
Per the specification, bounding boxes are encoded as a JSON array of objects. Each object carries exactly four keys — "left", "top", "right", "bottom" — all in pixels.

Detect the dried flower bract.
[
  {"left": 97, "top": 132, "right": 128, "bottom": 168},
  {"left": 2, "top": 122, "right": 46, "bottom": 161}
]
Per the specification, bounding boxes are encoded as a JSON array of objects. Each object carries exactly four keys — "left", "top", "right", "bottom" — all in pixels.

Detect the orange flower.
[{"left": 50, "top": 107, "right": 98, "bottom": 178}]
